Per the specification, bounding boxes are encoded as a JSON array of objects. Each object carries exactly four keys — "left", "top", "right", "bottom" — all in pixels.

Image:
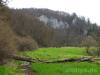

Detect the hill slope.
[{"left": 10, "top": 8, "right": 100, "bottom": 47}]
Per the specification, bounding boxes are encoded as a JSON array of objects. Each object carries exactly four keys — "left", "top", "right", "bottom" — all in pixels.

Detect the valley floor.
[{"left": 0, "top": 47, "right": 100, "bottom": 75}]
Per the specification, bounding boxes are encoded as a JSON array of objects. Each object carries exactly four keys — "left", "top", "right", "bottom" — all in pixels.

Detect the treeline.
[{"left": 10, "top": 8, "right": 100, "bottom": 47}]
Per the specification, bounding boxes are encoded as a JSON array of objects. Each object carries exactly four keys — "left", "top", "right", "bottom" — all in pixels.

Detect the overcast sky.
[{"left": 8, "top": 0, "right": 100, "bottom": 25}]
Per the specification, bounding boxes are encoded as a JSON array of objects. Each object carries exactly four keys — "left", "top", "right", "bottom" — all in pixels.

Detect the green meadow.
[
  {"left": 31, "top": 62, "right": 100, "bottom": 75},
  {"left": 1, "top": 47, "right": 100, "bottom": 75},
  {"left": 23, "top": 47, "right": 87, "bottom": 61}
]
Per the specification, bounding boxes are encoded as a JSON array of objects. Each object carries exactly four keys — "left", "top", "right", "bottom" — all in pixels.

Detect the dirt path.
[{"left": 18, "top": 62, "right": 37, "bottom": 75}]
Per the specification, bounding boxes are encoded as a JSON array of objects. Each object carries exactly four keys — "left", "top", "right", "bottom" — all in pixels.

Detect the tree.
[
  {"left": 0, "top": 1, "right": 17, "bottom": 64},
  {"left": 0, "top": 0, "right": 7, "bottom": 6},
  {"left": 81, "top": 36, "right": 98, "bottom": 54},
  {"left": 0, "top": 0, "right": 3, "bottom": 5}
]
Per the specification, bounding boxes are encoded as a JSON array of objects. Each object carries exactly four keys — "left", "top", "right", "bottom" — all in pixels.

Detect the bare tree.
[
  {"left": 81, "top": 36, "right": 98, "bottom": 54},
  {"left": 0, "top": 0, "right": 8, "bottom": 6}
]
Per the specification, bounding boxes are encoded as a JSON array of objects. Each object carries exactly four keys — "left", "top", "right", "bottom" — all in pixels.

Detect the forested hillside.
[
  {"left": 10, "top": 8, "right": 100, "bottom": 47},
  {"left": 1, "top": 1, "right": 100, "bottom": 58}
]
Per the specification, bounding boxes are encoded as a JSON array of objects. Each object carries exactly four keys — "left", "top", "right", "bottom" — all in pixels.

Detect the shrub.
[
  {"left": 16, "top": 36, "right": 38, "bottom": 51},
  {"left": 87, "top": 47, "right": 100, "bottom": 57}
]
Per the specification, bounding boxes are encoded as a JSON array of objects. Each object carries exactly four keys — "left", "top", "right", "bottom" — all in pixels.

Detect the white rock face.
[
  {"left": 38, "top": 15, "right": 69, "bottom": 28},
  {"left": 72, "top": 17, "right": 77, "bottom": 24},
  {"left": 39, "top": 15, "right": 49, "bottom": 24}
]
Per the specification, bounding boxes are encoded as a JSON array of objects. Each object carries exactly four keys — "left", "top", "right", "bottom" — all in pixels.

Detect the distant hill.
[{"left": 10, "top": 8, "right": 100, "bottom": 47}]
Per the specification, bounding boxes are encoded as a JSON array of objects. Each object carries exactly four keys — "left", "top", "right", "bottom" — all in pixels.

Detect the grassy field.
[
  {"left": 1, "top": 47, "right": 100, "bottom": 75},
  {"left": 24, "top": 47, "right": 100, "bottom": 75},
  {"left": 23, "top": 47, "right": 87, "bottom": 61},
  {"left": 31, "top": 62, "right": 100, "bottom": 75}
]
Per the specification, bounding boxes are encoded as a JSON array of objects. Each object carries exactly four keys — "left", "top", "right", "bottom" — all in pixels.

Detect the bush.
[
  {"left": 86, "top": 47, "right": 97, "bottom": 56},
  {"left": 16, "top": 36, "right": 38, "bottom": 51},
  {"left": 0, "top": 6, "right": 17, "bottom": 64},
  {"left": 86, "top": 47, "right": 100, "bottom": 57}
]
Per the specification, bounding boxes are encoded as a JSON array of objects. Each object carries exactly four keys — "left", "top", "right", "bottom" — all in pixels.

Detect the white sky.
[{"left": 8, "top": 0, "right": 100, "bottom": 25}]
